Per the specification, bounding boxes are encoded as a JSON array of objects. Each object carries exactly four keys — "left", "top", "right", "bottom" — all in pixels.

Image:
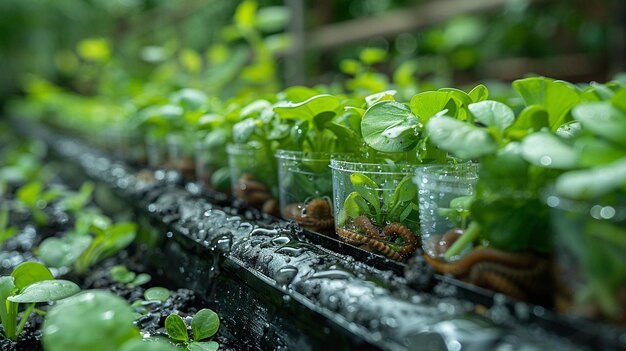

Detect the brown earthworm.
[
  {"left": 354, "top": 215, "right": 381, "bottom": 239},
  {"left": 236, "top": 173, "right": 278, "bottom": 216},
  {"left": 382, "top": 222, "right": 419, "bottom": 257},
  {"left": 335, "top": 216, "right": 416, "bottom": 261},
  {"left": 336, "top": 227, "right": 373, "bottom": 246},
  {"left": 283, "top": 199, "right": 335, "bottom": 232},
  {"left": 424, "top": 248, "right": 551, "bottom": 301},
  {"left": 423, "top": 248, "right": 539, "bottom": 276},
  {"left": 473, "top": 270, "right": 528, "bottom": 301}
]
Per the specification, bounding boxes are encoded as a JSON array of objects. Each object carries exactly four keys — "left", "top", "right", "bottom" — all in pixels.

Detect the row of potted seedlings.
[
  {"left": 12, "top": 75, "right": 626, "bottom": 327},
  {"left": 0, "top": 138, "right": 223, "bottom": 350}
]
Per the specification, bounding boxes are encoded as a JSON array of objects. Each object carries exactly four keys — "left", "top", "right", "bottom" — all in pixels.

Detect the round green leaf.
[
  {"left": 43, "top": 290, "right": 140, "bottom": 351},
  {"left": 556, "top": 157, "right": 626, "bottom": 199},
  {"left": 426, "top": 116, "right": 498, "bottom": 159},
  {"left": 410, "top": 90, "right": 459, "bottom": 122},
  {"left": 191, "top": 308, "right": 220, "bottom": 341},
  {"left": 520, "top": 132, "right": 578, "bottom": 169},
  {"left": 171, "top": 89, "right": 208, "bottom": 111},
  {"left": 8, "top": 280, "right": 79, "bottom": 303},
  {"left": 187, "top": 341, "right": 219, "bottom": 351},
  {"left": 273, "top": 94, "right": 340, "bottom": 121},
  {"left": 144, "top": 287, "right": 170, "bottom": 302},
  {"left": 468, "top": 100, "right": 514, "bottom": 131},
  {"left": 111, "top": 266, "right": 135, "bottom": 284},
  {"left": 165, "top": 314, "right": 189, "bottom": 342},
  {"left": 131, "top": 273, "right": 151, "bottom": 287},
  {"left": 361, "top": 101, "right": 419, "bottom": 152},
  {"left": 572, "top": 102, "right": 626, "bottom": 147},
  {"left": 120, "top": 339, "right": 177, "bottom": 351},
  {"left": 469, "top": 84, "right": 489, "bottom": 102},
  {"left": 11, "top": 262, "right": 54, "bottom": 290}
]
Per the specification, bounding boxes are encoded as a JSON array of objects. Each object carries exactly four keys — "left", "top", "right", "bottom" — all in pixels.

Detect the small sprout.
[
  {"left": 1, "top": 262, "right": 80, "bottom": 341},
  {"left": 164, "top": 308, "right": 220, "bottom": 351},
  {"left": 144, "top": 287, "right": 170, "bottom": 302},
  {"left": 111, "top": 265, "right": 152, "bottom": 288}
]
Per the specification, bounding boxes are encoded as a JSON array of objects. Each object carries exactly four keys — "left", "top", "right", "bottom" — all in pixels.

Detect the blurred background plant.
[{"left": 0, "top": 0, "right": 623, "bottom": 114}]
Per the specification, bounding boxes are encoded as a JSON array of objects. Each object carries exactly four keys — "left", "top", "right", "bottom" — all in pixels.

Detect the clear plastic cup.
[
  {"left": 195, "top": 140, "right": 230, "bottom": 193},
  {"left": 546, "top": 192, "right": 626, "bottom": 323},
  {"left": 330, "top": 160, "right": 419, "bottom": 260},
  {"left": 414, "top": 163, "right": 479, "bottom": 259},
  {"left": 166, "top": 132, "right": 195, "bottom": 178},
  {"left": 227, "top": 143, "right": 278, "bottom": 215},
  {"left": 276, "top": 150, "right": 334, "bottom": 233}
]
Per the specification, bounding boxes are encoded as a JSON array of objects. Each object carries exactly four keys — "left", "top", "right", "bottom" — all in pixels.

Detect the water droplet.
[{"left": 539, "top": 155, "right": 552, "bottom": 166}]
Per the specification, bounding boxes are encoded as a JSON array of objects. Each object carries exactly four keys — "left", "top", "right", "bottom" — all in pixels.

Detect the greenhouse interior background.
[{"left": 0, "top": 0, "right": 625, "bottom": 350}]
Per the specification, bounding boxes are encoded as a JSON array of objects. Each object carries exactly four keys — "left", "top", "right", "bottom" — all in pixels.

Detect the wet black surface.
[{"left": 13, "top": 119, "right": 626, "bottom": 351}]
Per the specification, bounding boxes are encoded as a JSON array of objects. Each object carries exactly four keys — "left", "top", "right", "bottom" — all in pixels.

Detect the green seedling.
[
  {"left": 339, "top": 172, "right": 418, "bottom": 229},
  {"left": 43, "top": 290, "right": 177, "bottom": 351},
  {"left": 15, "top": 181, "right": 61, "bottom": 226},
  {"left": 130, "top": 287, "right": 170, "bottom": 317},
  {"left": 1, "top": 262, "right": 79, "bottom": 341},
  {"left": 38, "top": 214, "right": 137, "bottom": 274},
  {"left": 165, "top": 309, "right": 220, "bottom": 351},
  {"left": 110, "top": 265, "right": 151, "bottom": 288},
  {"left": 0, "top": 205, "right": 17, "bottom": 249}
]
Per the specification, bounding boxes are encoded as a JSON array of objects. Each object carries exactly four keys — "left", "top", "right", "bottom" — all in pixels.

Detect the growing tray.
[{"left": 13, "top": 118, "right": 626, "bottom": 351}]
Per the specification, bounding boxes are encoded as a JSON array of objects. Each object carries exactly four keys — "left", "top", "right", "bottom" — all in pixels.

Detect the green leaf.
[
  {"left": 387, "top": 175, "right": 416, "bottom": 214},
  {"left": 611, "top": 88, "right": 626, "bottom": 113},
  {"left": 232, "top": 119, "right": 259, "bottom": 144},
  {"left": 165, "top": 314, "right": 189, "bottom": 342},
  {"left": 111, "top": 266, "right": 135, "bottom": 284},
  {"left": 468, "top": 100, "right": 514, "bottom": 131},
  {"left": 312, "top": 111, "right": 336, "bottom": 131},
  {"left": 0, "top": 276, "right": 17, "bottom": 339},
  {"left": 572, "top": 102, "right": 626, "bottom": 147},
  {"left": 365, "top": 90, "right": 396, "bottom": 107},
  {"left": 191, "top": 308, "right": 220, "bottom": 341},
  {"left": 520, "top": 132, "right": 578, "bottom": 169},
  {"left": 325, "top": 122, "right": 360, "bottom": 146},
  {"left": 130, "top": 274, "right": 151, "bottom": 288},
  {"left": 273, "top": 94, "right": 340, "bottom": 121},
  {"left": 61, "top": 182, "right": 94, "bottom": 212},
  {"left": 468, "top": 84, "right": 489, "bottom": 102},
  {"left": 9, "top": 280, "right": 79, "bottom": 303},
  {"left": 510, "top": 105, "right": 549, "bottom": 132},
  {"left": 120, "top": 339, "right": 178, "bottom": 351},
  {"left": 290, "top": 121, "right": 309, "bottom": 148},
  {"left": 426, "top": 116, "right": 498, "bottom": 159},
  {"left": 256, "top": 6, "right": 290, "bottom": 32},
  {"left": 234, "top": 0, "right": 257, "bottom": 29},
  {"left": 11, "top": 262, "right": 54, "bottom": 290},
  {"left": 512, "top": 77, "right": 580, "bottom": 131},
  {"left": 280, "top": 86, "right": 320, "bottom": 102},
  {"left": 555, "top": 157, "right": 626, "bottom": 199},
  {"left": 144, "top": 287, "right": 170, "bottom": 302},
  {"left": 339, "top": 192, "right": 368, "bottom": 224},
  {"left": 43, "top": 291, "right": 140, "bottom": 351},
  {"left": 361, "top": 101, "right": 419, "bottom": 152},
  {"left": 187, "top": 341, "right": 219, "bottom": 351},
  {"left": 574, "top": 137, "right": 626, "bottom": 167},
  {"left": 38, "top": 236, "right": 92, "bottom": 268},
  {"left": 360, "top": 47, "right": 387, "bottom": 65},
  {"left": 171, "top": 89, "right": 208, "bottom": 112},
  {"left": 16, "top": 181, "right": 42, "bottom": 207},
  {"left": 350, "top": 173, "right": 380, "bottom": 214},
  {"left": 409, "top": 91, "right": 458, "bottom": 123}
]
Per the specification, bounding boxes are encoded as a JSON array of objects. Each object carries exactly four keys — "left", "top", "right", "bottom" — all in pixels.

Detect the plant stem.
[
  {"left": 444, "top": 221, "right": 481, "bottom": 260},
  {"left": 16, "top": 303, "right": 35, "bottom": 337}
]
